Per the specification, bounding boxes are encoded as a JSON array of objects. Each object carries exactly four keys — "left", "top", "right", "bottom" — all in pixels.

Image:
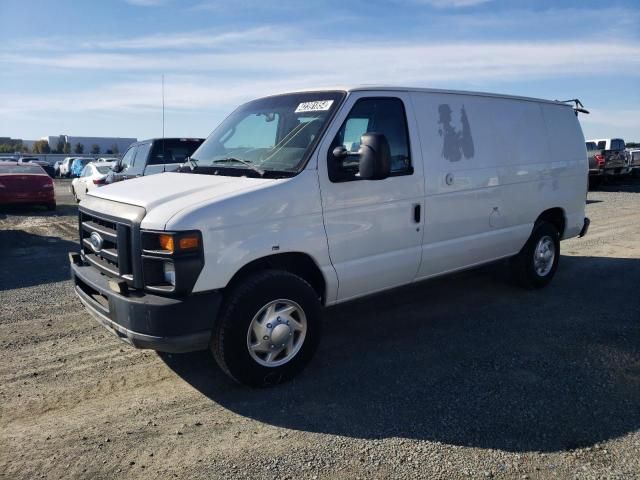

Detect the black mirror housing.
[{"left": 358, "top": 133, "right": 391, "bottom": 180}]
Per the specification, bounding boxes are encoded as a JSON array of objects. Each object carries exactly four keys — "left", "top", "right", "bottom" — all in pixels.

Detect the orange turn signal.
[
  {"left": 178, "top": 235, "right": 199, "bottom": 250},
  {"left": 158, "top": 234, "right": 174, "bottom": 253}
]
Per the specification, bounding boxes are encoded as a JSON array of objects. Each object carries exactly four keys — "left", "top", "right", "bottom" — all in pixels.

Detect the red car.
[{"left": 0, "top": 162, "right": 56, "bottom": 210}]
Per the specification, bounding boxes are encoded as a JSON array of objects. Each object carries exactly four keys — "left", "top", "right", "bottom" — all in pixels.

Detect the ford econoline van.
[{"left": 70, "top": 86, "right": 590, "bottom": 386}]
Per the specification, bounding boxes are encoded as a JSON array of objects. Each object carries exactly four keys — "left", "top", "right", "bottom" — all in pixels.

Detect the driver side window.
[{"left": 328, "top": 97, "right": 412, "bottom": 183}]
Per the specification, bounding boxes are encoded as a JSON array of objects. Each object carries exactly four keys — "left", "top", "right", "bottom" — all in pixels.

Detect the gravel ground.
[{"left": 1, "top": 177, "right": 639, "bottom": 480}]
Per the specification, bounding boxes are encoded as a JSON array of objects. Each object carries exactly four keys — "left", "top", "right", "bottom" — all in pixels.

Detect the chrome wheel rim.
[
  {"left": 533, "top": 235, "right": 555, "bottom": 277},
  {"left": 246, "top": 299, "right": 307, "bottom": 367}
]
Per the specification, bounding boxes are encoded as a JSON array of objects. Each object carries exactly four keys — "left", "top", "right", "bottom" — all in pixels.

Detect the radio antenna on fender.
[{"left": 162, "top": 74, "right": 165, "bottom": 168}]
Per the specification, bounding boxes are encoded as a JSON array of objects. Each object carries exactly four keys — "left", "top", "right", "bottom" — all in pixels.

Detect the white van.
[{"left": 70, "top": 86, "right": 590, "bottom": 386}]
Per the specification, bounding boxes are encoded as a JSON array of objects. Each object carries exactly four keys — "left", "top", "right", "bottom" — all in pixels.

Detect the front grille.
[{"left": 79, "top": 209, "right": 134, "bottom": 282}]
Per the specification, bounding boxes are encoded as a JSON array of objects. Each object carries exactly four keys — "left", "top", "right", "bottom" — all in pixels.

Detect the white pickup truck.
[{"left": 70, "top": 86, "right": 590, "bottom": 386}]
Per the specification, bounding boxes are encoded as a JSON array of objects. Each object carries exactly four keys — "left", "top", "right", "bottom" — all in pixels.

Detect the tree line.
[{"left": 0, "top": 140, "right": 121, "bottom": 155}]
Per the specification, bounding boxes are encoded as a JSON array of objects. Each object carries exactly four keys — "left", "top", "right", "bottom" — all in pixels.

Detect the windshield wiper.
[
  {"left": 184, "top": 156, "right": 198, "bottom": 171},
  {"left": 212, "top": 157, "right": 264, "bottom": 176}
]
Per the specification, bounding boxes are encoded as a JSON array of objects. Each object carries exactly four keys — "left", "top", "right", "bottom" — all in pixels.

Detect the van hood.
[{"left": 86, "top": 172, "right": 278, "bottom": 226}]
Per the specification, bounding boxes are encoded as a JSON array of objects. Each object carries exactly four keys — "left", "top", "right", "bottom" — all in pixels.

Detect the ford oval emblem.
[{"left": 89, "top": 232, "right": 104, "bottom": 253}]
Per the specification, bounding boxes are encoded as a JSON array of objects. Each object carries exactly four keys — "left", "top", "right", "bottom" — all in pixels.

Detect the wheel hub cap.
[
  {"left": 533, "top": 235, "right": 555, "bottom": 277},
  {"left": 246, "top": 299, "right": 307, "bottom": 367},
  {"left": 270, "top": 323, "right": 291, "bottom": 347}
]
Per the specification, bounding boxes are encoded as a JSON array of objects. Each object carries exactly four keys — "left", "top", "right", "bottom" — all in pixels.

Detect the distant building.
[{"left": 44, "top": 135, "right": 137, "bottom": 154}]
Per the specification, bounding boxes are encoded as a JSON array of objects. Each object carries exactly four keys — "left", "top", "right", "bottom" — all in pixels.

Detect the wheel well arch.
[
  {"left": 536, "top": 207, "right": 566, "bottom": 237},
  {"left": 225, "top": 252, "right": 327, "bottom": 303}
]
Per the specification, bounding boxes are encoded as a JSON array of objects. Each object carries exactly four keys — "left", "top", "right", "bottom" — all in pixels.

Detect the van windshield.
[{"left": 191, "top": 91, "right": 345, "bottom": 175}]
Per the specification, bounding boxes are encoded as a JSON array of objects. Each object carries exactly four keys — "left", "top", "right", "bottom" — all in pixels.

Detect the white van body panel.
[
  {"left": 85, "top": 86, "right": 587, "bottom": 307},
  {"left": 166, "top": 169, "right": 338, "bottom": 298},
  {"left": 410, "top": 91, "right": 586, "bottom": 279}
]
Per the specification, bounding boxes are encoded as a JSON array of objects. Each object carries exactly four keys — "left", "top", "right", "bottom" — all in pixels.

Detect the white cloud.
[
  {"left": 409, "top": 0, "right": 493, "bottom": 7},
  {"left": 3, "top": 40, "right": 639, "bottom": 83},
  {"left": 2, "top": 39, "right": 639, "bottom": 125},
  {"left": 124, "top": 0, "right": 168, "bottom": 6},
  {"left": 83, "top": 27, "right": 290, "bottom": 50},
  {"left": 581, "top": 109, "right": 640, "bottom": 130}
]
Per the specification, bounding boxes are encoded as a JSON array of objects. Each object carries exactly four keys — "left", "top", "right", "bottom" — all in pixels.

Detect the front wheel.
[
  {"left": 211, "top": 270, "right": 322, "bottom": 387},
  {"left": 510, "top": 221, "right": 560, "bottom": 289}
]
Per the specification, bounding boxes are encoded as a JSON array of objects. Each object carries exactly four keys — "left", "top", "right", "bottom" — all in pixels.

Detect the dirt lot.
[{"left": 1, "top": 178, "right": 639, "bottom": 480}]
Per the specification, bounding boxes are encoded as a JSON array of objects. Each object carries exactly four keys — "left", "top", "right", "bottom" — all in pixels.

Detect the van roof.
[
  {"left": 272, "top": 85, "right": 573, "bottom": 107},
  {"left": 136, "top": 138, "right": 204, "bottom": 143}
]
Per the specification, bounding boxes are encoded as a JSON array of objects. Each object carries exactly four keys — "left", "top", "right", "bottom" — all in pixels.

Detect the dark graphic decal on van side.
[{"left": 437, "top": 104, "right": 474, "bottom": 162}]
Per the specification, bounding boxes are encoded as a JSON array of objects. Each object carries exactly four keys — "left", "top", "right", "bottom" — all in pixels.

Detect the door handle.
[{"left": 413, "top": 204, "right": 421, "bottom": 223}]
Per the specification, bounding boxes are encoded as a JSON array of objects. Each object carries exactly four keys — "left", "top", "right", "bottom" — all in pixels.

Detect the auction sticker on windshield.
[{"left": 295, "top": 100, "right": 334, "bottom": 113}]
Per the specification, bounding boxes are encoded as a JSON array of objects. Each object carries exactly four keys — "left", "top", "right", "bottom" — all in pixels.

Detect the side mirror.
[
  {"left": 112, "top": 162, "right": 122, "bottom": 173},
  {"left": 358, "top": 133, "right": 391, "bottom": 180}
]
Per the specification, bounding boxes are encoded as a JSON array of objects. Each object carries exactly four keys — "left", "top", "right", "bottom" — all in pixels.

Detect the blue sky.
[{"left": 1, "top": 0, "right": 639, "bottom": 142}]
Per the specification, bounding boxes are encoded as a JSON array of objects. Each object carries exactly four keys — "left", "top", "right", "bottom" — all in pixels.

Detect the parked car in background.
[
  {"left": 0, "top": 156, "right": 17, "bottom": 162},
  {"left": 97, "top": 157, "right": 119, "bottom": 163},
  {"left": 586, "top": 138, "right": 628, "bottom": 187},
  {"left": 18, "top": 156, "right": 55, "bottom": 178},
  {"left": 59, "top": 157, "right": 77, "bottom": 177},
  {"left": 70, "top": 158, "right": 94, "bottom": 178},
  {"left": 0, "top": 162, "right": 55, "bottom": 210},
  {"left": 106, "top": 138, "right": 204, "bottom": 184},
  {"left": 70, "top": 87, "right": 589, "bottom": 386},
  {"left": 53, "top": 160, "right": 62, "bottom": 177},
  {"left": 628, "top": 148, "right": 640, "bottom": 175},
  {"left": 71, "top": 162, "right": 115, "bottom": 202}
]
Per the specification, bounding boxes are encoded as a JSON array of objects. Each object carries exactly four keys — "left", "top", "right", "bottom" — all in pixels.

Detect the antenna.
[{"left": 162, "top": 74, "right": 165, "bottom": 165}]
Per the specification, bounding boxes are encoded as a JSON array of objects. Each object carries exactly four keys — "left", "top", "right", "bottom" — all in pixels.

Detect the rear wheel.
[
  {"left": 211, "top": 270, "right": 322, "bottom": 387},
  {"left": 510, "top": 221, "right": 560, "bottom": 289}
]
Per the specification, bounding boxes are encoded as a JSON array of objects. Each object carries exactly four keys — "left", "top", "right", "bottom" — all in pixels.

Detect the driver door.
[{"left": 316, "top": 92, "right": 425, "bottom": 302}]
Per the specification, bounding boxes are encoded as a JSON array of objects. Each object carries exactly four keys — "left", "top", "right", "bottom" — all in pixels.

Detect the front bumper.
[{"left": 70, "top": 253, "right": 221, "bottom": 353}]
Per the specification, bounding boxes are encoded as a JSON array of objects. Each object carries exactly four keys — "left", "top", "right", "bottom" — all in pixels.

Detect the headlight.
[
  {"left": 152, "top": 232, "right": 200, "bottom": 254},
  {"left": 140, "top": 230, "right": 204, "bottom": 295}
]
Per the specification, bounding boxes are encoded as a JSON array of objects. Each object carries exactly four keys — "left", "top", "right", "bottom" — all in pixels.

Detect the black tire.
[
  {"left": 510, "top": 221, "right": 560, "bottom": 289},
  {"left": 211, "top": 270, "right": 322, "bottom": 387}
]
